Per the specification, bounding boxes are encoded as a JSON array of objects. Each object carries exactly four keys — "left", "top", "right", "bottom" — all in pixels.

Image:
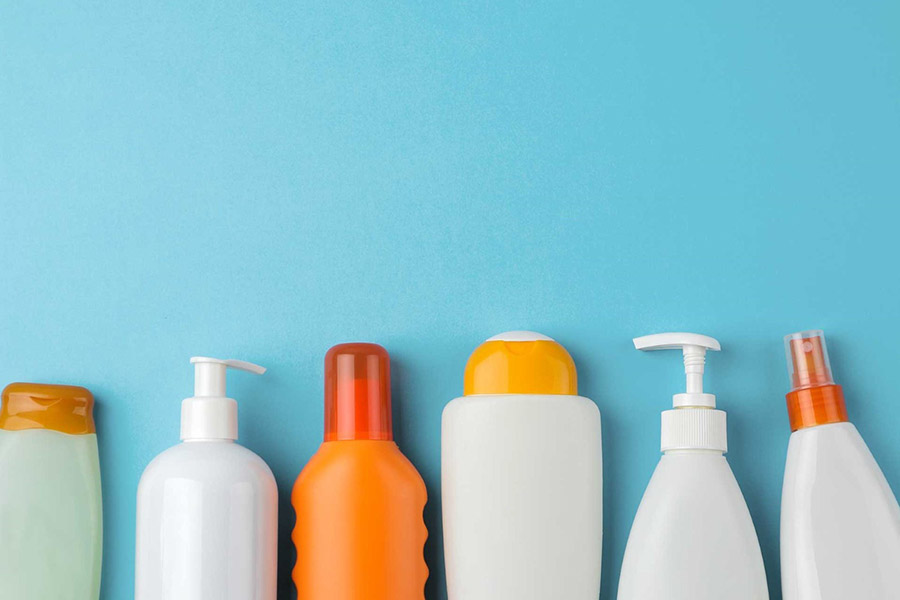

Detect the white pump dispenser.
[
  {"left": 181, "top": 357, "right": 266, "bottom": 441},
  {"left": 136, "top": 356, "right": 277, "bottom": 600},
  {"left": 633, "top": 333, "right": 726, "bottom": 453},
  {"left": 617, "top": 332, "right": 768, "bottom": 600}
]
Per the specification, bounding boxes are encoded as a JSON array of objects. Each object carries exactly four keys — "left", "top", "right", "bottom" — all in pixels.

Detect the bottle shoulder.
[
  {"left": 784, "top": 422, "right": 889, "bottom": 489},
  {"left": 633, "top": 453, "right": 756, "bottom": 531},
  {"left": 139, "top": 441, "right": 275, "bottom": 488},
  {"left": 293, "top": 441, "right": 426, "bottom": 498},
  {"left": 646, "top": 453, "right": 742, "bottom": 500},
  {"left": 783, "top": 421, "right": 900, "bottom": 518},
  {"left": 620, "top": 453, "right": 767, "bottom": 598},
  {"left": 443, "top": 394, "right": 601, "bottom": 421}
]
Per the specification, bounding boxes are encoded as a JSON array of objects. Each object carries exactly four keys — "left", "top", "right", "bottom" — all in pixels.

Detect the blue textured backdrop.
[{"left": 1, "top": 1, "right": 898, "bottom": 598}]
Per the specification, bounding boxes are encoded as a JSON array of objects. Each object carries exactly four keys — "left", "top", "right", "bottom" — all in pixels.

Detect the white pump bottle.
[
  {"left": 617, "top": 333, "right": 769, "bottom": 600},
  {"left": 135, "top": 357, "right": 278, "bottom": 600}
]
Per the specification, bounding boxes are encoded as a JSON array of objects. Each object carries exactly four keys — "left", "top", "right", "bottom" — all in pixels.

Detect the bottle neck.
[
  {"left": 661, "top": 407, "right": 727, "bottom": 453},
  {"left": 786, "top": 384, "right": 847, "bottom": 432},
  {"left": 663, "top": 448, "right": 724, "bottom": 456},
  {"left": 181, "top": 396, "right": 238, "bottom": 441}
]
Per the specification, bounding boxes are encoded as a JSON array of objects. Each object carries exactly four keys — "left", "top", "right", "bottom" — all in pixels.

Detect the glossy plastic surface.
[
  {"left": 292, "top": 440, "right": 428, "bottom": 600},
  {"left": 0, "top": 429, "right": 102, "bottom": 599},
  {"left": 618, "top": 451, "right": 768, "bottom": 600},
  {"left": 782, "top": 422, "right": 900, "bottom": 599},
  {"left": 135, "top": 440, "right": 278, "bottom": 600},
  {"left": 0, "top": 382, "right": 95, "bottom": 434},
  {"left": 442, "top": 393, "right": 602, "bottom": 600},
  {"left": 324, "top": 343, "right": 393, "bottom": 441}
]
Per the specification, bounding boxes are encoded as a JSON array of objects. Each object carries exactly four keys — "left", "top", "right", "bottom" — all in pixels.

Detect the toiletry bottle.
[
  {"left": 618, "top": 333, "right": 768, "bottom": 600},
  {"left": 135, "top": 357, "right": 277, "bottom": 600},
  {"left": 442, "top": 331, "right": 602, "bottom": 600},
  {"left": 781, "top": 330, "right": 900, "bottom": 599},
  {"left": 0, "top": 383, "right": 102, "bottom": 599},
  {"left": 292, "top": 343, "right": 428, "bottom": 600}
]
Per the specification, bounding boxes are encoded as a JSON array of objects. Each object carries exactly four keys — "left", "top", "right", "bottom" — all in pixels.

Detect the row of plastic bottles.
[{"left": 1, "top": 329, "right": 899, "bottom": 599}]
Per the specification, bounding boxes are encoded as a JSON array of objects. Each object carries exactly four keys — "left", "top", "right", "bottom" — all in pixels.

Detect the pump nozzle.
[
  {"left": 191, "top": 357, "right": 267, "bottom": 397},
  {"left": 634, "top": 332, "right": 726, "bottom": 452},
  {"left": 633, "top": 332, "right": 720, "bottom": 408},
  {"left": 182, "top": 356, "right": 266, "bottom": 441}
]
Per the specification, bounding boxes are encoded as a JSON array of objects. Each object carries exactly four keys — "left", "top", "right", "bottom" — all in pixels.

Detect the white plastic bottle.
[
  {"left": 617, "top": 333, "right": 768, "bottom": 600},
  {"left": 135, "top": 357, "right": 278, "bottom": 600},
  {"left": 442, "top": 331, "right": 602, "bottom": 600},
  {"left": 781, "top": 330, "right": 900, "bottom": 600}
]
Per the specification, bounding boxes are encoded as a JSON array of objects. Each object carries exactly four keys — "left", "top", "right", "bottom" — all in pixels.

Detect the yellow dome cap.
[{"left": 464, "top": 331, "right": 578, "bottom": 395}]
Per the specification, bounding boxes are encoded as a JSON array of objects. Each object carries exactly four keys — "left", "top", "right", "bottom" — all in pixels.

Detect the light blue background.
[{"left": 1, "top": 1, "right": 898, "bottom": 598}]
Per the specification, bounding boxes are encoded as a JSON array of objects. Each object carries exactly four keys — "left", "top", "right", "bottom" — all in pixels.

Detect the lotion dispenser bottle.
[
  {"left": 135, "top": 357, "right": 277, "bottom": 600},
  {"left": 781, "top": 330, "right": 900, "bottom": 599},
  {"left": 617, "top": 333, "right": 768, "bottom": 600},
  {"left": 442, "top": 331, "right": 603, "bottom": 600}
]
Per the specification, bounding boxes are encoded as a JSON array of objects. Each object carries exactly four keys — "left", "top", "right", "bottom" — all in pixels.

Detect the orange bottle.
[{"left": 292, "top": 343, "right": 429, "bottom": 600}]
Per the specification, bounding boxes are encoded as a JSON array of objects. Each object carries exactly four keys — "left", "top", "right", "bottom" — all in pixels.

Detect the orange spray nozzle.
[{"left": 784, "top": 330, "right": 847, "bottom": 431}]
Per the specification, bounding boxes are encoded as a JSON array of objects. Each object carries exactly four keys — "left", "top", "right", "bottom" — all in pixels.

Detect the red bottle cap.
[{"left": 324, "top": 343, "right": 393, "bottom": 441}]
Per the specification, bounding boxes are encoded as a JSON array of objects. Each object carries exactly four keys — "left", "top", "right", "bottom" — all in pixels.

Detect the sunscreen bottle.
[
  {"left": 617, "top": 333, "right": 768, "bottom": 600},
  {"left": 442, "top": 331, "right": 603, "bottom": 600},
  {"left": 292, "top": 343, "right": 428, "bottom": 600},
  {"left": 135, "top": 357, "right": 277, "bottom": 600},
  {"left": 781, "top": 330, "right": 900, "bottom": 599},
  {"left": 0, "top": 383, "right": 102, "bottom": 599}
]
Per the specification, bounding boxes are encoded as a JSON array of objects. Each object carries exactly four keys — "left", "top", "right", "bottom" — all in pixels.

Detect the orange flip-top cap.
[
  {"left": 0, "top": 382, "right": 96, "bottom": 434},
  {"left": 785, "top": 331, "right": 847, "bottom": 432}
]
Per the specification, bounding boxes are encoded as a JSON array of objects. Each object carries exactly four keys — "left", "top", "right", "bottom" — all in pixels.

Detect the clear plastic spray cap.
[
  {"left": 785, "top": 330, "right": 834, "bottom": 391},
  {"left": 783, "top": 330, "right": 846, "bottom": 431}
]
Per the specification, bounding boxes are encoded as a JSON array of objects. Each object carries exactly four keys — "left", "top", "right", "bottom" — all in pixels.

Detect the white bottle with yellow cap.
[
  {"left": 442, "top": 331, "right": 602, "bottom": 600},
  {"left": 617, "top": 333, "right": 768, "bottom": 600}
]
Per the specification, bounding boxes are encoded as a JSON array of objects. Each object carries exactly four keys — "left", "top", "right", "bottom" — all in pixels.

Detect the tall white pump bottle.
[
  {"left": 781, "top": 330, "right": 900, "bottom": 599},
  {"left": 135, "top": 357, "right": 278, "bottom": 600},
  {"left": 442, "top": 331, "right": 603, "bottom": 600},
  {"left": 617, "top": 333, "right": 768, "bottom": 600}
]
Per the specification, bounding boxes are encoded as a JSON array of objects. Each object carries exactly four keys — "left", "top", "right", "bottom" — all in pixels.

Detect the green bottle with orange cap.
[{"left": 0, "top": 383, "right": 102, "bottom": 599}]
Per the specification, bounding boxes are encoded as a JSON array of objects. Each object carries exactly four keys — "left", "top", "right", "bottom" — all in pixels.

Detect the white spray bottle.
[
  {"left": 617, "top": 333, "right": 768, "bottom": 600},
  {"left": 135, "top": 357, "right": 278, "bottom": 600},
  {"left": 781, "top": 330, "right": 900, "bottom": 599}
]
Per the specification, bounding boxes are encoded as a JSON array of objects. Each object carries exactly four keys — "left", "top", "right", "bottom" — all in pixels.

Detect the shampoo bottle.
[
  {"left": 617, "top": 333, "right": 768, "bottom": 600},
  {"left": 292, "top": 343, "right": 428, "bottom": 600},
  {"left": 781, "top": 330, "right": 900, "bottom": 599},
  {"left": 442, "top": 331, "right": 603, "bottom": 600},
  {"left": 135, "top": 357, "right": 277, "bottom": 600},
  {"left": 0, "top": 383, "right": 102, "bottom": 599}
]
